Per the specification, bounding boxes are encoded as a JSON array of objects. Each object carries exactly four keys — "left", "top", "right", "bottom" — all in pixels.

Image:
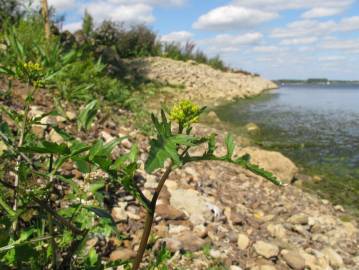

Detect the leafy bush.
[
  {"left": 93, "top": 21, "right": 160, "bottom": 58},
  {"left": 161, "top": 41, "right": 229, "bottom": 71},
  {"left": 54, "top": 54, "right": 130, "bottom": 103}
]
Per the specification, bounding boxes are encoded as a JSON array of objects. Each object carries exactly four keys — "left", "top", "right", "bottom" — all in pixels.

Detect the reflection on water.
[{"left": 215, "top": 85, "right": 359, "bottom": 214}]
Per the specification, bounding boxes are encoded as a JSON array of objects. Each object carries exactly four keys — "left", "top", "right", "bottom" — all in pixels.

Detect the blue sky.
[{"left": 42, "top": 0, "right": 359, "bottom": 80}]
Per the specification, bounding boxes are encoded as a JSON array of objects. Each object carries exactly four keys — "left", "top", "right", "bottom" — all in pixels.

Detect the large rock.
[
  {"left": 245, "top": 122, "right": 260, "bottom": 133},
  {"left": 253, "top": 241, "right": 279, "bottom": 259},
  {"left": 267, "top": 224, "right": 287, "bottom": 239},
  {"left": 322, "top": 247, "right": 344, "bottom": 268},
  {"left": 156, "top": 204, "right": 186, "bottom": 220},
  {"left": 287, "top": 213, "right": 309, "bottom": 225},
  {"left": 109, "top": 248, "right": 136, "bottom": 261},
  {"left": 169, "top": 188, "right": 215, "bottom": 225},
  {"left": 281, "top": 250, "right": 306, "bottom": 270},
  {"left": 159, "top": 232, "right": 207, "bottom": 253},
  {"left": 238, "top": 147, "right": 298, "bottom": 183}
]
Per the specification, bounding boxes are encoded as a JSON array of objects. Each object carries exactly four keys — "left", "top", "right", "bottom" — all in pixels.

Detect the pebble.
[
  {"left": 237, "top": 233, "right": 250, "bottom": 250},
  {"left": 253, "top": 241, "right": 279, "bottom": 259},
  {"left": 109, "top": 248, "right": 136, "bottom": 261},
  {"left": 281, "top": 250, "right": 306, "bottom": 270},
  {"left": 287, "top": 213, "right": 309, "bottom": 225}
]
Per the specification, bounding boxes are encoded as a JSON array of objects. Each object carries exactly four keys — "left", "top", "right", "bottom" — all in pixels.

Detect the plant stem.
[
  {"left": 48, "top": 154, "right": 57, "bottom": 269},
  {"left": 12, "top": 83, "right": 33, "bottom": 233},
  {"left": 132, "top": 163, "right": 172, "bottom": 270},
  {"left": 49, "top": 213, "right": 57, "bottom": 269}
]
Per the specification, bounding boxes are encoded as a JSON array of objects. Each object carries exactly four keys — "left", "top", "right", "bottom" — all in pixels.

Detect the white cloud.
[
  {"left": 201, "top": 32, "right": 263, "bottom": 53},
  {"left": 193, "top": 5, "right": 277, "bottom": 31},
  {"left": 318, "top": 56, "right": 345, "bottom": 62},
  {"left": 280, "top": 37, "right": 318, "bottom": 45},
  {"left": 253, "top": 46, "right": 280, "bottom": 53},
  {"left": 302, "top": 7, "right": 344, "bottom": 18},
  {"left": 271, "top": 16, "right": 359, "bottom": 40},
  {"left": 86, "top": 2, "right": 155, "bottom": 24},
  {"left": 63, "top": 21, "right": 82, "bottom": 32},
  {"left": 320, "top": 38, "right": 359, "bottom": 52},
  {"left": 105, "top": 0, "right": 185, "bottom": 6},
  {"left": 271, "top": 20, "right": 336, "bottom": 38},
  {"left": 161, "top": 31, "right": 193, "bottom": 43},
  {"left": 48, "top": 0, "right": 76, "bottom": 10},
  {"left": 231, "top": 0, "right": 353, "bottom": 12},
  {"left": 337, "top": 16, "right": 359, "bottom": 32}
]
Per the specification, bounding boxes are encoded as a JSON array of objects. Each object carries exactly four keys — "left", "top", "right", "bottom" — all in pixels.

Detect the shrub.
[
  {"left": 53, "top": 54, "right": 130, "bottom": 103},
  {"left": 208, "top": 55, "right": 227, "bottom": 71},
  {"left": 82, "top": 9, "right": 94, "bottom": 37},
  {"left": 93, "top": 21, "right": 160, "bottom": 58},
  {"left": 161, "top": 41, "right": 230, "bottom": 71}
]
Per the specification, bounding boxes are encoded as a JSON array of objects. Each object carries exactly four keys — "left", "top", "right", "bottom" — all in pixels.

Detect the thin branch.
[{"left": 0, "top": 235, "right": 54, "bottom": 253}]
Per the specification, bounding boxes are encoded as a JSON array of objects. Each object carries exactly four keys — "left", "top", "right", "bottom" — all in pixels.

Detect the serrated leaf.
[{"left": 145, "top": 134, "right": 197, "bottom": 173}]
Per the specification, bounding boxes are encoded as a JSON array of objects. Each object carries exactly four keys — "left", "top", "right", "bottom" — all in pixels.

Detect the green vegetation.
[{"left": 0, "top": 4, "right": 283, "bottom": 269}]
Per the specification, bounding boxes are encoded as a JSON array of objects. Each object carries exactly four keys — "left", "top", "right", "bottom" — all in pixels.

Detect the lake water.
[{"left": 215, "top": 85, "right": 359, "bottom": 215}]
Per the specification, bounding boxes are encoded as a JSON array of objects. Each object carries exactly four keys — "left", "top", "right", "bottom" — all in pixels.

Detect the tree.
[
  {"left": 82, "top": 9, "right": 93, "bottom": 37},
  {"left": 0, "top": 0, "right": 23, "bottom": 28},
  {"left": 41, "top": 0, "right": 50, "bottom": 40}
]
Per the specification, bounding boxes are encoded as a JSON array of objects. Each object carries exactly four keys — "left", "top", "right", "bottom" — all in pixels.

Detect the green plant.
[
  {"left": 82, "top": 9, "right": 94, "bottom": 37},
  {"left": 0, "top": 57, "right": 135, "bottom": 269},
  {"left": 131, "top": 100, "right": 282, "bottom": 269}
]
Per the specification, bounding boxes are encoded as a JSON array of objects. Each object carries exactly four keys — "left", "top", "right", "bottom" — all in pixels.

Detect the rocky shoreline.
[
  {"left": 107, "top": 123, "right": 359, "bottom": 269},
  {"left": 120, "top": 58, "right": 359, "bottom": 269}
]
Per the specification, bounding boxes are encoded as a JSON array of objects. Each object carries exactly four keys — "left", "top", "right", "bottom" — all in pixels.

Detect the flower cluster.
[
  {"left": 169, "top": 100, "right": 200, "bottom": 127},
  {"left": 22, "top": 61, "right": 44, "bottom": 86},
  {"left": 23, "top": 61, "right": 43, "bottom": 73}
]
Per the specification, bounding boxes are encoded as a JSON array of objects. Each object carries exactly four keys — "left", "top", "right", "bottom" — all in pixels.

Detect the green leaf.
[
  {"left": 145, "top": 134, "right": 197, "bottom": 173},
  {"left": 0, "top": 66, "right": 15, "bottom": 76},
  {"left": 19, "top": 141, "right": 70, "bottom": 155},
  {"left": 51, "top": 126, "right": 74, "bottom": 142},
  {"left": 86, "top": 248, "right": 99, "bottom": 267},
  {"left": 86, "top": 207, "right": 113, "bottom": 220},
  {"left": 0, "top": 195, "right": 15, "bottom": 216},
  {"left": 225, "top": 133, "right": 235, "bottom": 160},
  {"left": 78, "top": 100, "right": 98, "bottom": 131},
  {"left": 89, "top": 181, "right": 105, "bottom": 194},
  {"left": 110, "top": 144, "right": 138, "bottom": 170},
  {"left": 146, "top": 112, "right": 201, "bottom": 173},
  {"left": 75, "top": 159, "right": 91, "bottom": 173},
  {"left": 230, "top": 155, "right": 282, "bottom": 186}
]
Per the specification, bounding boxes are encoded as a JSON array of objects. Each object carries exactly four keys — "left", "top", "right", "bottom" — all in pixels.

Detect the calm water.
[{"left": 215, "top": 85, "right": 359, "bottom": 214}]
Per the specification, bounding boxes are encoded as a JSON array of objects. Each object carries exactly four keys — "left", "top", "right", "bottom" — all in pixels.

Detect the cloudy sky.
[{"left": 45, "top": 0, "right": 359, "bottom": 79}]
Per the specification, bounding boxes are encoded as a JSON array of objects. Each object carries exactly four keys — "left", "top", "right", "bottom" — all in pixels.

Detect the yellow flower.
[
  {"left": 169, "top": 100, "right": 200, "bottom": 127},
  {"left": 23, "top": 61, "right": 43, "bottom": 73}
]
